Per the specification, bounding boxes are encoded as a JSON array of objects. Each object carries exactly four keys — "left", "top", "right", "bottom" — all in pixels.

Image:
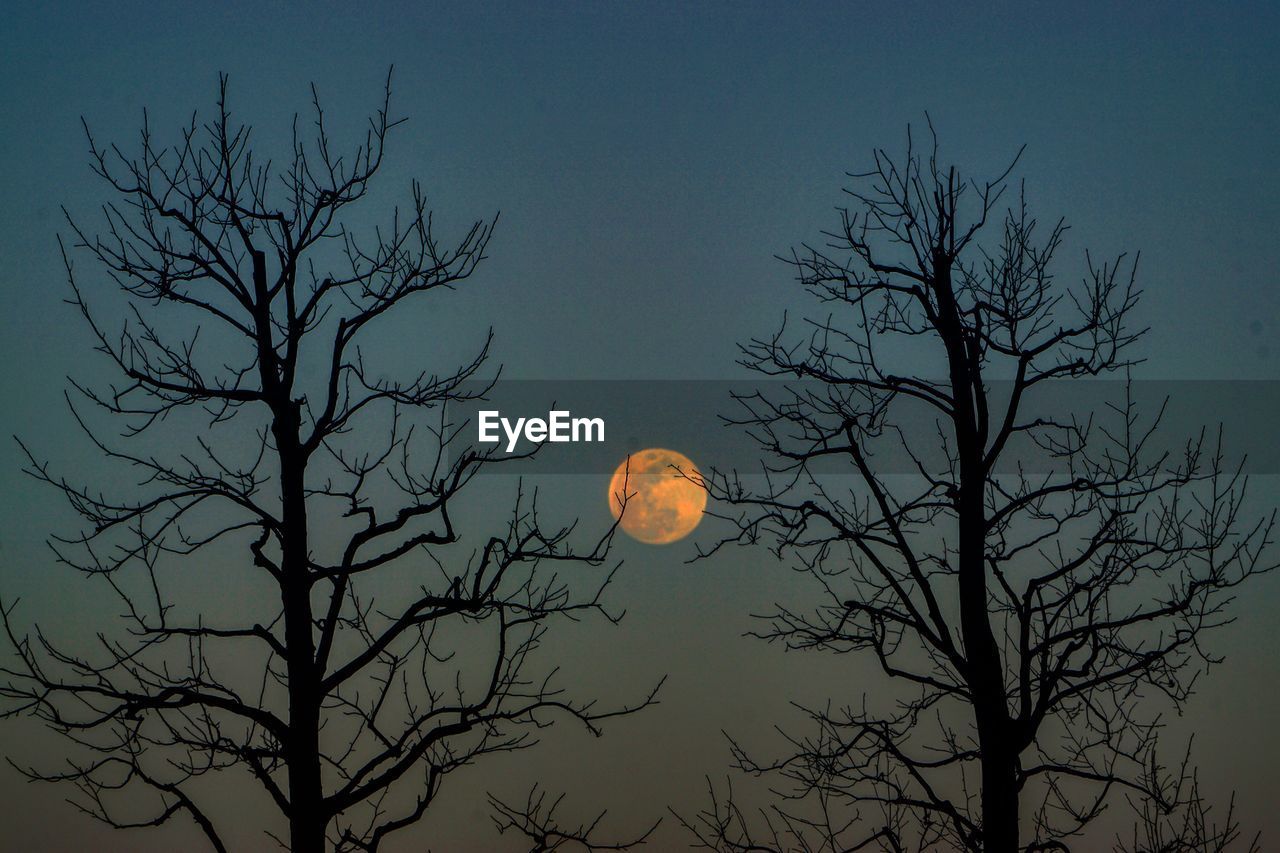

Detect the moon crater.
[{"left": 608, "top": 448, "right": 706, "bottom": 545}]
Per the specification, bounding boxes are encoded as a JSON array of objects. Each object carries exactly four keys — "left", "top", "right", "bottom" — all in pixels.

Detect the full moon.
[{"left": 608, "top": 448, "right": 707, "bottom": 545}]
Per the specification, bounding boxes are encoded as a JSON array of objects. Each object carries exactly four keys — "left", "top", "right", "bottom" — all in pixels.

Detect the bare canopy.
[
  {"left": 683, "top": 125, "right": 1271, "bottom": 853},
  {"left": 2, "top": 73, "right": 658, "bottom": 852}
]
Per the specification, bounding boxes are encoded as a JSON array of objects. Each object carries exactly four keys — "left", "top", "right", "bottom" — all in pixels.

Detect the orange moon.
[{"left": 608, "top": 448, "right": 707, "bottom": 545}]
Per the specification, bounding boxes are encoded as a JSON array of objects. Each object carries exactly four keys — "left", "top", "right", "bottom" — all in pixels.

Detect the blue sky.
[{"left": 2, "top": 2, "right": 1278, "bottom": 849}]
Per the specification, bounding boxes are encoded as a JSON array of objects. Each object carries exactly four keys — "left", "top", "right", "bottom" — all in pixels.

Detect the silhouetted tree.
[
  {"left": 491, "top": 786, "right": 660, "bottom": 851},
  {"left": 1118, "top": 750, "right": 1259, "bottom": 853},
  {"left": 683, "top": 127, "right": 1271, "bottom": 852},
  {"left": 1, "top": 74, "right": 657, "bottom": 852}
]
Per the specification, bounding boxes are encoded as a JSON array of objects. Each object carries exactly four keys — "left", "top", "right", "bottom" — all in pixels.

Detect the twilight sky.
[{"left": 2, "top": 2, "right": 1278, "bottom": 850}]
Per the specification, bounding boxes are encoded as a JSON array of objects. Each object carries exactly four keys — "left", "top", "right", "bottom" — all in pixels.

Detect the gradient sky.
[{"left": 2, "top": 2, "right": 1279, "bottom": 850}]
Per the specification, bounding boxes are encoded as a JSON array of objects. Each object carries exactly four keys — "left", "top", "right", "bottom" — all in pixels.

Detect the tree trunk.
[
  {"left": 277, "top": 402, "right": 325, "bottom": 853},
  {"left": 979, "top": 738, "right": 1020, "bottom": 852},
  {"left": 934, "top": 252, "right": 1021, "bottom": 852},
  {"left": 960, "top": 481, "right": 1020, "bottom": 853},
  {"left": 250, "top": 247, "right": 326, "bottom": 852}
]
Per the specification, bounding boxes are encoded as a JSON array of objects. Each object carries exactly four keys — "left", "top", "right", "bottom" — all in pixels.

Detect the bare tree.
[
  {"left": 1116, "top": 745, "right": 1260, "bottom": 853},
  {"left": 491, "top": 786, "right": 660, "bottom": 851},
  {"left": 682, "top": 127, "right": 1272, "bottom": 852},
  {"left": 1, "top": 73, "right": 658, "bottom": 852}
]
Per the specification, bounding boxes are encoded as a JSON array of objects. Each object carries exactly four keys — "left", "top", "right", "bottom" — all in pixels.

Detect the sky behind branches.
[{"left": 2, "top": 2, "right": 1278, "bottom": 849}]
